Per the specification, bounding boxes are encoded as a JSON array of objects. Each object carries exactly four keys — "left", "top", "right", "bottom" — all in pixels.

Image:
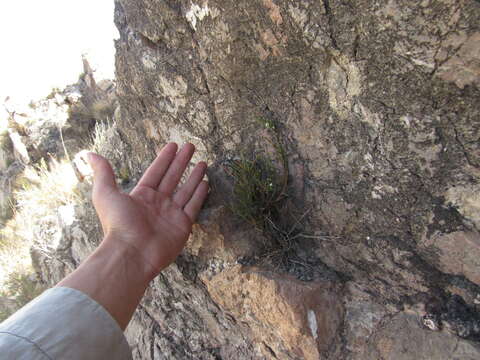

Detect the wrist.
[
  {"left": 94, "top": 234, "right": 157, "bottom": 284},
  {"left": 57, "top": 235, "right": 154, "bottom": 330}
]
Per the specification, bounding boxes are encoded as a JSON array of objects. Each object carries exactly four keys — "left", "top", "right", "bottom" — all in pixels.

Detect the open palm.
[{"left": 88, "top": 143, "right": 208, "bottom": 277}]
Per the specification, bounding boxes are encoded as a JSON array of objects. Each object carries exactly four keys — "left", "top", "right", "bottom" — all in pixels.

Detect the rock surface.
[
  {"left": 108, "top": 0, "right": 480, "bottom": 358},
  {"left": 8, "top": 0, "right": 480, "bottom": 359},
  {"left": 365, "top": 313, "right": 480, "bottom": 360},
  {"left": 203, "top": 265, "right": 343, "bottom": 359}
]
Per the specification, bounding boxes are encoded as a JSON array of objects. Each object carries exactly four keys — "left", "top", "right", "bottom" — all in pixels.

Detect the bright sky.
[{"left": 0, "top": 0, "right": 118, "bottom": 111}]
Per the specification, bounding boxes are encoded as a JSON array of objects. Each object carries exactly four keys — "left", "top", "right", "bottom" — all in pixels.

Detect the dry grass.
[
  {"left": 0, "top": 91, "right": 121, "bottom": 319},
  {"left": 90, "top": 120, "right": 134, "bottom": 184},
  {"left": 11, "top": 158, "right": 81, "bottom": 252},
  {"left": 0, "top": 116, "right": 128, "bottom": 317},
  {"left": 0, "top": 158, "right": 81, "bottom": 303},
  {"left": 0, "top": 264, "right": 46, "bottom": 322},
  {"left": 0, "top": 130, "right": 12, "bottom": 151},
  {"left": 90, "top": 120, "right": 117, "bottom": 155},
  {"left": 1, "top": 120, "right": 118, "bottom": 252},
  {"left": 68, "top": 97, "right": 116, "bottom": 124},
  {"left": 15, "top": 158, "right": 81, "bottom": 215}
]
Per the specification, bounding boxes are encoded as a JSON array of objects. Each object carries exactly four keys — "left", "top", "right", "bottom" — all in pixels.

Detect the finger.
[
  {"left": 137, "top": 143, "right": 178, "bottom": 189},
  {"left": 87, "top": 153, "right": 118, "bottom": 215},
  {"left": 157, "top": 143, "right": 195, "bottom": 195},
  {"left": 88, "top": 153, "right": 117, "bottom": 197},
  {"left": 184, "top": 180, "right": 209, "bottom": 222},
  {"left": 173, "top": 161, "right": 207, "bottom": 206}
]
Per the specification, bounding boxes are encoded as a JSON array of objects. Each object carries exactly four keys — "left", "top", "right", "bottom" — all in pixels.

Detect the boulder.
[{"left": 110, "top": 0, "right": 480, "bottom": 357}]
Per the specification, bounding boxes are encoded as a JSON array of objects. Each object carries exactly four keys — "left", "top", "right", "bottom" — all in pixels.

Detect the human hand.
[{"left": 87, "top": 143, "right": 208, "bottom": 279}]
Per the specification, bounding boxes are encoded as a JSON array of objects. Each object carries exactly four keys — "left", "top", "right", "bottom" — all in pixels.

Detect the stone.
[
  {"left": 111, "top": 0, "right": 480, "bottom": 356},
  {"left": 421, "top": 231, "right": 480, "bottom": 285},
  {"left": 437, "top": 32, "right": 480, "bottom": 89},
  {"left": 342, "top": 282, "right": 388, "bottom": 358},
  {"left": 202, "top": 264, "right": 343, "bottom": 359},
  {"left": 366, "top": 313, "right": 480, "bottom": 360},
  {"left": 446, "top": 185, "right": 480, "bottom": 230}
]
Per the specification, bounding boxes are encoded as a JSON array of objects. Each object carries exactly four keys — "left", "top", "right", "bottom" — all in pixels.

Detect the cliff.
[
  {"left": 110, "top": 0, "right": 480, "bottom": 358},
  {"left": 2, "top": 0, "right": 480, "bottom": 359}
]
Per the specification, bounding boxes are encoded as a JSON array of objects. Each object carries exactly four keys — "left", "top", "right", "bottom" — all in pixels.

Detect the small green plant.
[
  {"left": 226, "top": 116, "right": 288, "bottom": 228},
  {"left": 257, "top": 116, "right": 277, "bottom": 130},
  {"left": 226, "top": 154, "right": 281, "bottom": 229},
  {"left": 225, "top": 116, "right": 299, "bottom": 268}
]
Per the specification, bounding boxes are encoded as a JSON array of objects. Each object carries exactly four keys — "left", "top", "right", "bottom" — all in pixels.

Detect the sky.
[{"left": 0, "top": 0, "right": 118, "bottom": 112}]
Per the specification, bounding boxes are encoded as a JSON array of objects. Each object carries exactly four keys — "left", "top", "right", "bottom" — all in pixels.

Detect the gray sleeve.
[{"left": 0, "top": 287, "right": 132, "bottom": 360}]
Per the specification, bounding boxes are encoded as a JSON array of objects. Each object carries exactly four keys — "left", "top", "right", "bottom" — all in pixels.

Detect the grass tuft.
[
  {"left": 226, "top": 153, "right": 285, "bottom": 230},
  {"left": 0, "top": 158, "right": 81, "bottom": 272},
  {"left": 225, "top": 116, "right": 302, "bottom": 268},
  {"left": 15, "top": 158, "right": 81, "bottom": 212}
]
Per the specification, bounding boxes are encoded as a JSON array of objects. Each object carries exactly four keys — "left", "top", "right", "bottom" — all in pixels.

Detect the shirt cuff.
[{"left": 0, "top": 286, "right": 132, "bottom": 360}]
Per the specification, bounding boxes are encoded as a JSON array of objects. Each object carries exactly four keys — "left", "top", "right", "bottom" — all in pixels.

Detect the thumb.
[{"left": 87, "top": 152, "right": 118, "bottom": 197}]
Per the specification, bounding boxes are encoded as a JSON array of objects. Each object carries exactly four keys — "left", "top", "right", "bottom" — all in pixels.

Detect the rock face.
[
  {"left": 21, "top": 0, "right": 480, "bottom": 359},
  {"left": 105, "top": 0, "right": 480, "bottom": 358},
  {"left": 203, "top": 265, "right": 343, "bottom": 359}
]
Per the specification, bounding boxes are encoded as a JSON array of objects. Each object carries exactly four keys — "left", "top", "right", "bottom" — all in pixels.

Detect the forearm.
[
  {"left": 57, "top": 235, "right": 153, "bottom": 330},
  {"left": 55, "top": 144, "right": 207, "bottom": 331}
]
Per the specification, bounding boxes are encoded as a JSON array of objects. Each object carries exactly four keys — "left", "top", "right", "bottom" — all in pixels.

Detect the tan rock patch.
[
  {"left": 202, "top": 264, "right": 343, "bottom": 359},
  {"left": 437, "top": 32, "right": 480, "bottom": 89},
  {"left": 445, "top": 184, "right": 480, "bottom": 229},
  {"left": 422, "top": 231, "right": 480, "bottom": 285},
  {"left": 263, "top": 0, "right": 283, "bottom": 26}
]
